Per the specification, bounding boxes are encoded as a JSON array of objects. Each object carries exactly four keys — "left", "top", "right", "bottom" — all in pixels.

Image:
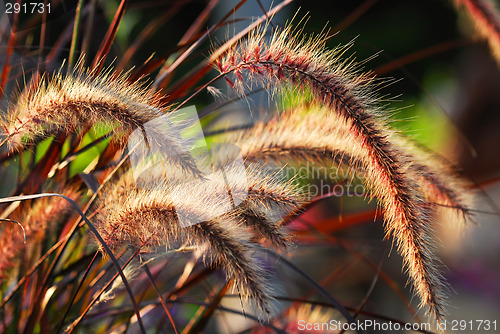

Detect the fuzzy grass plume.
[
  {"left": 95, "top": 164, "right": 302, "bottom": 316},
  {"left": 232, "top": 108, "right": 471, "bottom": 220},
  {"left": 1, "top": 67, "right": 201, "bottom": 176},
  {"left": 213, "top": 24, "right": 473, "bottom": 320}
]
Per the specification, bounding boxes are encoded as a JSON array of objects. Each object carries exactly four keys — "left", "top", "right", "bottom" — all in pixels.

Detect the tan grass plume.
[
  {"left": 213, "top": 24, "right": 474, "bottom": 320},
  {"left": 95, "top": 164, "right": 303, "bottom": 316},
  {"left": 232, "top": 108, "right": 471, "bottom": 220},
  {"left": 1, "top": 67, "right": 201, "bottom": 176}
]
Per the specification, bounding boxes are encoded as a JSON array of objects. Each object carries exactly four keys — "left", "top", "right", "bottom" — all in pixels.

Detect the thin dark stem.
[
  {"left": 0, "top": 194, "right": 146, "bottom": 334},
  {"left": 264, "top": 249, "right": 361, "bottom": 334},
  {"left": 143, "top": 264, "right": 179, "bottom": 334},
  {"left": 66, "top": 248, "right": 140, "bottom": 333},
  {"left": 55, "top": 251, "right": 99, "bottom": 333}
]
